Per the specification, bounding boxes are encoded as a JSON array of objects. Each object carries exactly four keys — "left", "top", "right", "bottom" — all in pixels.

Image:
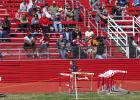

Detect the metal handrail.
[
  {"left": 108, "top": 16, "right": 129, "bottom": 58},
  {"left": 133, "top": 16, "right": 140, "bottom": 35},
  {"left": 1, "top": 45, "right": 138, "bottom": 60}
]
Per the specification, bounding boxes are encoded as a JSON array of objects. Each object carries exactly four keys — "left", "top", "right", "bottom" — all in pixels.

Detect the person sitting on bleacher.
[
  {"left": 19, "top": 14, "right": 29, "bottom": 32},
  {"left": 15, "top": 9, "right": 22, "bottom": 22},
  {"left": 65, "top": 7, "right": 74, "bottom": 21},
  {"left": 20, "top": 0, "right": 28, "bottom": 12},
  {"left": 111, "top": 3, "right": 123, "bottom": 20},
  {"left": 24, "top": 34, "right": 36, "bottom": 58},
  {"left": 0, "top": 30, "right": 2, "bottom": 42},
  {"left": 36, "top": 7, "right": 42, "bottom": 19},
  {"left": 49, "top": 1, "right": 59, "bottom": 17},
  {"left": 1, "top": 16, "right": 11, "bottom": 42},
  {"left": 28, "top": 0, "right": 37, "bottom": 16},
  {"left": 90, "top": 0, "right": 100, "bottom": 11},
  {"left": 115, "top": 0, "right": 128, "bottom": 7},
  {"left": 39, "top": 14, "right": 51, "bottom": 33},
  {"left": 62, "top": 27, "right": 72, "bottom": 43},
  {"left": 138, "top": 12, "right": 140, "bottom": 21},
  {"left": 133, "top": 0, "right": 140, "bottom": 6},
  {"left": 95, "top": 36, "right": 106, "bottom": 59},
  {"left": 85, "top": 26, "right": 94, "bottom": 39},
  {"left": 53, "top": 12, "right": 63, "bottom": 32},
  {"left": 39, "top": 34, "right": 49, "bottom": 58},
  {"left": 42, "top": 3, "right": 52, "bottom": 21},
  {"left": 31, "top": 14, "right": 39, "bottom": 30},
  {"left": 35, "top": 0, "right": 45, "bottom": 3},
  {"left": 72, "top": 27, "right": 82, "bottom": 40}
]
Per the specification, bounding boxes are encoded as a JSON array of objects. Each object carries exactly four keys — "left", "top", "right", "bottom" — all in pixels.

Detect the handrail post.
[
  {"left": 83, "top": 8, "right": 86, "bottom": 26},
  {"left": 19, "top": 48, "right": 21, "bottom": 60},
  {"left": 133, "top": 17, "right": 135, "bottom": 36},
  {"left": 79, "top": 46, "right": 80, "bottom": 59}
]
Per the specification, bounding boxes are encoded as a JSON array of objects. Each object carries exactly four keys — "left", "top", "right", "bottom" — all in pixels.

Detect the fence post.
[
  {"left": 19, "top": 48, "right": 21, "bottom": 60},
  {"left": 133, "top": 17, "right": 135, "bottom": 36}
]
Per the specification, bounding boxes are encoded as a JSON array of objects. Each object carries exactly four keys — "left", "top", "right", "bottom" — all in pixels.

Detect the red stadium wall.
[{"left": 0, "top": 59, "right": 140, "bottom": 83}]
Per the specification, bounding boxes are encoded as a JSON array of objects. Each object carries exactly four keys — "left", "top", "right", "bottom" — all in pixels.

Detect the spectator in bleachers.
[
  {"left": 74, "top": 6, "right": 80, "bottom": 22},
  {"left": 95, "top": 8, "right": 108, "bottom": 29},
  {"left": 72, "top": 27, "right": 82, "bottom": 40},
  {"left": 91, "top": 0, "right": 101, "bottom": 11},
  {"left": 20, "top": 0, "right": 28, "bottom": 12},
  {"left": 53, "top": 12, "right": 63, "bottom": 32},
  {"left": 85, "top": 26, "right": 94, "bottom": 39},
  {"left": 58, "top": 7, "right": 65, "bottom": 20},
  {"left": 0, "top": 52, "right": 4, "bottom": 59},
  {"left": 65, "top": 7, "right": 74, "bottom": 21},
  {"left": 62, "top": 27, "right": 72, "bottom": 43},
  {"left": 111, "top": 4, "right": 123, "bottom": 20},
  {"left": 128, "top": 36, "right": 137, "bottom": 58},
  {"left": 39, "top": 34, "right": 49, "bottom": 58},
  {"left": 1, "top": 16, "right": 11, "bottom": 42},
  {"left": 0, "top": 30, "right": 2, "bottom": 41},
  {"left": 24, "top": 33, "right": 36, "bottom": 58},
  {"left": 15, "top": 9, "right": 22, "bottom": 22},
  {"left": 116, "top": 0, "right": 128, "bottom": 7},
  {"left": 108, "top": 0, "right": 113, "bottom": 4},
  {"left": 31, "top": 14, "right": 39, "bottom": 30},
  {"left": 42, "top": 3, "right": 52, "bottom": 20},
  {"left": 72, "top": 36, "right": 84, "bottom": 59},
  {"left": 39, "top": 15, "right": 51, "bottom": 33},
  {"left": 19, "top": 14, "right": 29, "bottom": 32},
  {"left": 36, "top": 7, "right": 42, "bottom": 19},
  {"left": 56, "top": 35, "right": 67, "bottom": 59},
  {"left": 95, "top": 37, "right": 106, "bottom": 59},
  {"left": 133, "top": 0, "right": 140, "bottom": 6},
  {"left": 35, "top": 0, "right": 45, "bottom": 3},
  {"left": 91, "top": 0, "right": 100, "bottom": 11},
  {"left": 85, "top": 37, "right": 98, "bottom": 59},
  {"left": 49, "top": 1, "right": 59, "bottom": 17},
  {"left": 95, "top": 5, "right": 107, "bottom": 24},
  {"left": 138, "top": 12, "right": 140, "bottom": 21},
  {"left": 28, "top": 1, "right": 37, "bottom": 16}
]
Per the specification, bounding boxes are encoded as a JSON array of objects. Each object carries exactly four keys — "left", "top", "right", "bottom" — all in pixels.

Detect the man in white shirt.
[
  {"left": 42, "top": 4, "right": 52, "bottom": 20},
  {"left": 20, "top": 0, "right": 28, "bottom": 12},
  {"left": 85, "top": 26, "right": 94, "bottom": 38}
]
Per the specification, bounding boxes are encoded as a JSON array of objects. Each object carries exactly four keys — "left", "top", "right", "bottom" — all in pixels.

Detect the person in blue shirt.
[{"left": 70, "top": 60, "right": 78, "bottom": 72}]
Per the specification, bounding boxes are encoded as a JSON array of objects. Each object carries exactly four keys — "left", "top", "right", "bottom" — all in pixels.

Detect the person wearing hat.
[{"left": 53, "top": 12, "right": 63, "bottom": 32}]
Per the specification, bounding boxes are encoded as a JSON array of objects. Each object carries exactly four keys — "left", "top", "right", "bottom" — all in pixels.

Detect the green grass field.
[{"left": 0, "top": 92, "right": 140, "bottom": 100}]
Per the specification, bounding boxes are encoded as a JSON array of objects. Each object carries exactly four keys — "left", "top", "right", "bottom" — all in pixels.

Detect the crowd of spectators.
[
  {"left": 14, "top": 0, "right": 107, "bottom": 59},
  {"left": 16, "top": 0, "right": 80, "bottom": 33},
  {"left": 56, "top": 27, "right": 106, "bottom": 59},
  {"left": 1, "top": 0, "right": 140, "bottom": 59}
]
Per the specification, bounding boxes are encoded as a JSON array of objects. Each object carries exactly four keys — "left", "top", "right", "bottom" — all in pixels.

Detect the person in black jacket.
[
  {"left": 1, "top": 16, "right": 11, "bottom": 42},
  {"left": 95, "top": 37, "right": 106, "bottom": 59}
]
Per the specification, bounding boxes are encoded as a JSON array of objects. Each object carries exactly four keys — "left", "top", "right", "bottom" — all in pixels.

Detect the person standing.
[
  {"left": 56, "top": 35, "right": 67, "bottom": 59},
  {"left": 70, "top": 60, "right": 78, "bottom": 72}
]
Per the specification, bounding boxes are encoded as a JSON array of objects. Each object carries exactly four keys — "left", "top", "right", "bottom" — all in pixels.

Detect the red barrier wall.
[{"left": 0, "top": 59, "right": 140, "bottom": 83}]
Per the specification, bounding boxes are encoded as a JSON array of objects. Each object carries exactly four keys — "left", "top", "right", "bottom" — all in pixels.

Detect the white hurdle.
[
  {"left": 98, "top": 70, "right": 127, "bottom": 95},
  {"left": 59, "top": 72, "right": 94, "bottom": 100}
]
